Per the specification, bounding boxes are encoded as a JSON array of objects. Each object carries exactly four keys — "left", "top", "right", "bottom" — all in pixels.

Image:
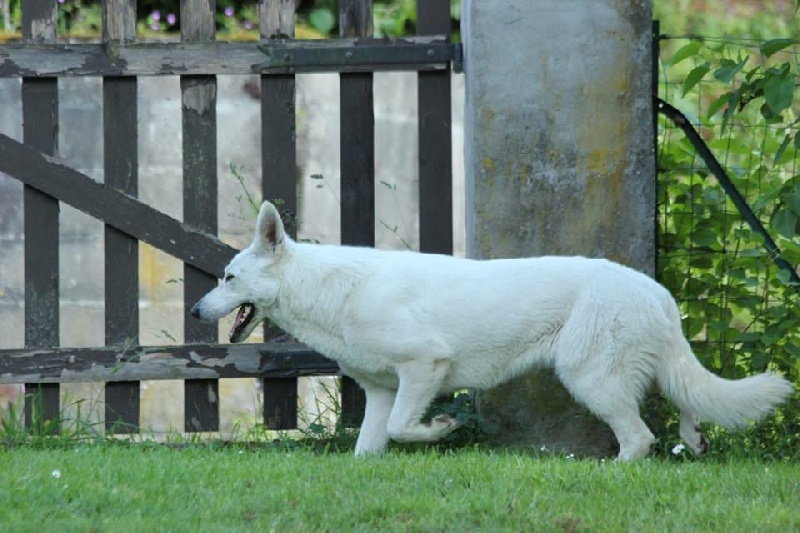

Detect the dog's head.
[{"left": 190, "top": 201, "right": 287, "bottom": 343}]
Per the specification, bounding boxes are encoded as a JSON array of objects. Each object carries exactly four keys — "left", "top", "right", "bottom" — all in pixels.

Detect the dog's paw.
[
  {"left": 431, "top": 414, "right": 461, "bottom": 436},
  {"left": 686, "top": 430, "right": 710, "bottom": 456}
]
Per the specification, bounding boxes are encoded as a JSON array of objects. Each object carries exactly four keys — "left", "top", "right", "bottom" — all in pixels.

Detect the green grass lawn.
[{"left": 0, "top": 445, "right": 797, "bottom": 532}]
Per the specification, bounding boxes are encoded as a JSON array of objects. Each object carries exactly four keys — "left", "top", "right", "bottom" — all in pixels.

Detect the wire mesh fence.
[{"left": 656, "top": 32, "right": 800, "bottom": 382}]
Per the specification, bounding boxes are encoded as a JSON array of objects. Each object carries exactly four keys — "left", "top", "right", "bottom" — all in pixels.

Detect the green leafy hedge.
[{"left": 657, "top": 35, "right": 799, "bottom": 392}]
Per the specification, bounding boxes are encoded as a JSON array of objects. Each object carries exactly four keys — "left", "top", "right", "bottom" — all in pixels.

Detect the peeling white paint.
[
  {"left": 182, "top": 83, "right": 216, "bottom": 114},
  {"left": 30, "top": 18, "right": 56, "bottom": 43}
]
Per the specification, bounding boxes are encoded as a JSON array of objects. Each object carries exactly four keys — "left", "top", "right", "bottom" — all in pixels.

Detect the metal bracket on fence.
[{"left": 255, "top": 37, "right": 462, "bottom": 74}]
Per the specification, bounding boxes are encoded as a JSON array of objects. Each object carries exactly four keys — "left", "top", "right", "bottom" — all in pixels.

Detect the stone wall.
[{"left": 463, "top": 0, "right": 655, "bottom": 456}]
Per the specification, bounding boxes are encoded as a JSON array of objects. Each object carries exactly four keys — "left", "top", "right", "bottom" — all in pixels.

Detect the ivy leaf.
[
  {"left": 764, "top": 74, "right": 795, "bottom": 114},
  {"left": 771, "top": 208, "right": 797, "bottom": 239},
  {"left": 759, "top": 38, "right": 800, "bottom": 58},
  {"left": 783, "top": 185, "right": 800, "bottom": 214},
  {"left": 721, "top": 86, "right": 742, "bottom": 130},
  {"left": 776, "top": 268, "right": 792, "bottom": 286},
  {"left": 774, "top": 133, "right": 793, "bottom": 165},
  {"left": 692, "top": 227, "right": 719, "bottom": 247},
  {"left": 735, "top": 331, "right": 763, "bottom": 343},
  {"left": 681, "top": 63, "right": 710, "bottom": 96},
  {"left": 669, "top": 41, "right": 703, "bottom": 66},
  {"left": 707, "top": 93, "right": 729, "bottom": 118},
  {"left": 714, "top": 56, "right": 749, "bottom": 84}
]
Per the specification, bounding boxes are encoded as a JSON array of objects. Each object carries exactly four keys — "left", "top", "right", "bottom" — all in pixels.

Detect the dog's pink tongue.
[{"left": 230, "top": 306, "right": 247, "bottom": 338}]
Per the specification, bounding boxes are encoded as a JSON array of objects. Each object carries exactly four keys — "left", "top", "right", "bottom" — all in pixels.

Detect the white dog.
[{"left": 191, "top": 201, "right": 793, "bottom": 460}]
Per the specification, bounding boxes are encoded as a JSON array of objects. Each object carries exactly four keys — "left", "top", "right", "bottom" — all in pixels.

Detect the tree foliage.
[{"left": 658, "top": 36, "right": 800, "bottom": 386}]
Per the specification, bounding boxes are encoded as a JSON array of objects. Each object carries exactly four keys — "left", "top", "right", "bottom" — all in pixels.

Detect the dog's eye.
[{"left": 224, "top": 273, "right": 235, "bottom": 282}]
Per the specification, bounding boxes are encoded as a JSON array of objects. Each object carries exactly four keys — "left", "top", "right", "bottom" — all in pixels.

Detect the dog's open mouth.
[{"left": 229, "top": 303, "right": 256, "bottom": 342}]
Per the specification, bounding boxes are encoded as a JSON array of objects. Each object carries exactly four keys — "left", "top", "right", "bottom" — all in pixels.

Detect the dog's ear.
[{"left": 254, "top": 201, "right": 286, "bottom": 253}]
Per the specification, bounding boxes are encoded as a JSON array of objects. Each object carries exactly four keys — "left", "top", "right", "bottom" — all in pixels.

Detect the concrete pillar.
[{"left": 463, "top": 0, "right": 655, "bottom": 456}]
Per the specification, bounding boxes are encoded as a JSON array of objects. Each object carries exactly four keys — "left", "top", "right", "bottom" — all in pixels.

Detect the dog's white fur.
[{"left": 192, "top": 202, "right": 794, "bottom": 460}]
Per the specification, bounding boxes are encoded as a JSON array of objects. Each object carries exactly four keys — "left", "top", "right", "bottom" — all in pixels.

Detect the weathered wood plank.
[
  {"left": 0, "top": 133, "right": 237, "bottom": 278},
  {"left": 417, "top": 0, "right": 453, "bottom": 255},
  {"left": 339, "top": 1, "right": 375, "bottom": 247},
  {"left": 262, "top": 378, "right": 298, "bottom": 430},
  {"left": 260, "top": 0, "right": 295, "bottom": 39},
  {"left": 260, "top": 0, "right": 297, "bottom": 346},
  {"left": 339, "top": 72, "right": 375, "bottom": 247},
  {"left": 185, "top": 379, "right": 218, "bottom": 432},
  {"left": 22, "top": 80, "right": 59, "bottom": 349},
  {"left": 102, "top": 0, "right": 136, "bottom": 44},
  {"left": 103, "top": 0, "right": 140, "bottom": 434},
  {"left": 260, "top": 71, "right": 297, "bottom": 236},
  {"left": 260, "top": 0, "right": 297, "bottom": 237},
  {"left": 0, "top": 343, "right": 339, "bottom": 384},
  {"left": 22, "top": 0, "right": 59, "bottom": 433},
  {"left": 25, "top": 383, "right": 61, "bottom": 435},
  {"left": 21, "top": 0, "right": 56, "bottom": 43},
  {"left": 103, "top": 78, "right": 139, "bottom": 346},
  {"left": 181, "top": 0, "right": 215, "bottom": 43},
  {"left": 340, "top": 376, "right": 366, "bottom": 428},
  {"left": 339, "top": 0, "right": 373, "bottom": 38},
  {"left": 181, "top": 7, "right": 219, "bottom": 322},
  {"left": 0, "top": 37, "right": 452, "bottom": 77},
  {"left": 182, "top": 0, "right": 220, "bottom": 433},
  {"left": 337, "top": 0, "right": 372, "bottom": 426},
  {"left": 105, "top": 381, "right": 140, "bottom": 433},
  {"left": 259, "top": 2, "right": 299, "bottom": 424}
]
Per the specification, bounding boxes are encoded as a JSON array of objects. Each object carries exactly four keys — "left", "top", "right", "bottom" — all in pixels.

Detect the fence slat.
[
  {"left": 259, "top": 0, "right": 300, "bottom": 428},
  {"left": 262, "top": 378, "right": 298, "bottom": 430},
  {"left": 260, "top": 0, "right": 296, "bottom": 344},
  {"left": 105, "top": 381, "right": 140, "bottom": 433},
  {"left": 24, "top": 383, "right": 60, "bottom": 435},
  {"left": 182, "top": 0, "right": 220, "bottom": 433},
  {"left": 103, "top": 0, "right": 140, "bottom": 434},
  {"left": 340, "top": 376, "right": 367, "bottom": 428},
  {"left": 337, "top": 0, "right": 373, "bottom": 427},
  {"left": 21, "top": 0, "right": 60, "bottom": 433},
  {"left": 417, "top": 0, "right": 453, "bottom": 255}
]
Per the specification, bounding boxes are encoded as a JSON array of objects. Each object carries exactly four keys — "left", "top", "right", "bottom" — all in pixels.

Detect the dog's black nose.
[{"left": 189, "top": 303, "right": 201, "bottom": 319}]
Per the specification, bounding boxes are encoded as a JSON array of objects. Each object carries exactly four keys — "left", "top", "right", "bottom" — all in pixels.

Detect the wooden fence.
[{"left": 0, "top": 0, "right": 456, "bottom": 435}]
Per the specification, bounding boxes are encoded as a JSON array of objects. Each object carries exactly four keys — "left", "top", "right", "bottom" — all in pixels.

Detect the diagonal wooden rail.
[{"left": 0, "top": 132, "right": 236, "bottom": 278}]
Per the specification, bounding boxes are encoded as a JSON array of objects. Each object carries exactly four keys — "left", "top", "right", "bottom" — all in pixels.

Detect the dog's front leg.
[
  {"left": 386, "top": 359, "right": 460, "bottom": 443},
  {"left": 353, "top": 381, "right": 396, "bottom": 456}
]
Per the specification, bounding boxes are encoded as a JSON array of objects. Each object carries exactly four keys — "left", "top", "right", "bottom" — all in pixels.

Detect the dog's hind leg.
[
  {"left": 558, "top": 365, "right": 655, "bottom": 461},
  {"left": 679, "top": 410, "right": 709, "bottom": 456},
  {"left": 386, "top": 359, "right": 460, "bottom": 443}
]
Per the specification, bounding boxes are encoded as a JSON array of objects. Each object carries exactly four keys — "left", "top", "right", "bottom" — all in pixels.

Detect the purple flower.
[
  {"left": 152, "top": 10, "right": 161, "bottom": 21},
  {"left": 150, "top": 22, "right": 161, "bottom": 31},
  {"left": 243, "top": 20, "right": 254, "bottom": 30},
  {"left": 57, "top": 0, "right": 66, "bottom": 4},
  {"left": 167, "top": 13, "right": 176, "bottom": 26},
  {"left": 224, "top": 7, "right": 234, "bottom": 17}
]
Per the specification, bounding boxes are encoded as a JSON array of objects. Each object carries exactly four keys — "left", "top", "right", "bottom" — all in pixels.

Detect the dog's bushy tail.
[{"left": 656, "top": 334, "right": 794, "bottom": 428}]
